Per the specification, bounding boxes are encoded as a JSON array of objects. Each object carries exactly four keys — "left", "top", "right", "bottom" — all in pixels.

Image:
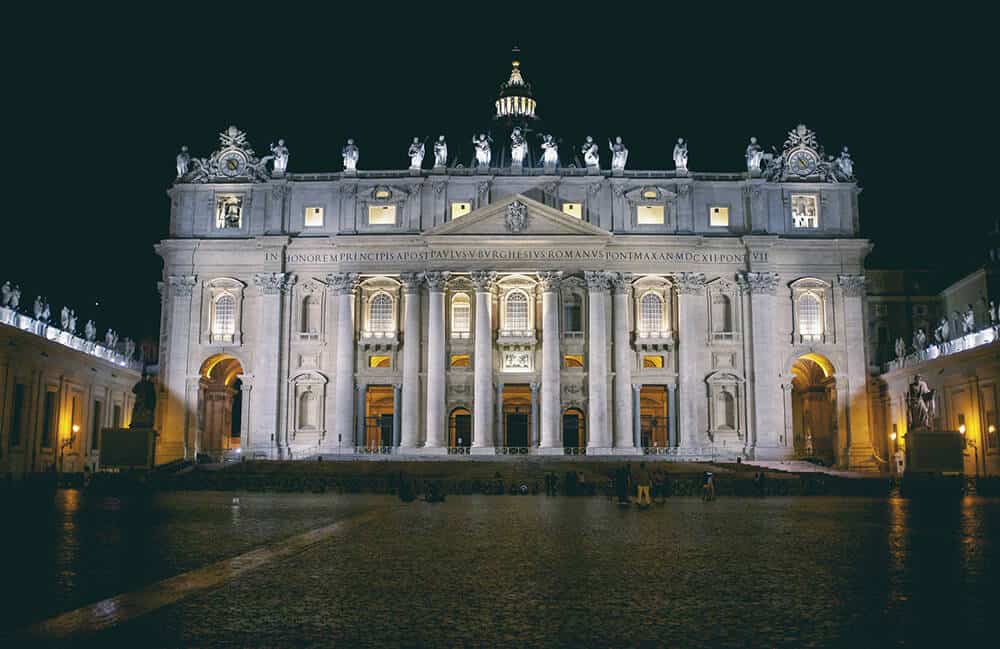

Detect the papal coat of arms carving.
[{"left": 505, "top": 200, "right": 528, "bottom": 233}]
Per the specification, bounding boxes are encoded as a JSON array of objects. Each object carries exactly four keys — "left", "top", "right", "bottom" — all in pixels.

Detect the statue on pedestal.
[
  {"left": 746, "top": 137, "right": 763, "bottom": 174},
  {"left": 33, "top": 296, "right": 44, "bottom": 319},
  {"left": 105, "top": 328, "right": 118, "bottom": 349},
  {"left": 609, "top": 136, "right": 628, "bottom": 171},
  {"left": 433, "top": 135, "right": 448, "bottom": 168},
  {"left": 8, "top": 285, "right": 20, "bottom": 310},
  {"left": 176, "top": 146, "right": 190, "bottom": 178},
  {"left": 473, "top": 133, "right": 492, "bottom": 168},
  {"left": 991, "top": 300, "right": 998, "bottom": 325},
  {"left": 341, "top": 139, "right": 359, "bottom": 172},
  {"left": 894, "top": 336, "right": 906, "bottom": 360},
  {"left": 540, "top": 134, "right": 559, "bottom": 168},
  {"left": 130, "top": 373, "right": 156, "bottom": 429},
  {"left": 510, "top": 128, "right": 526, "bottom": 167},
  {"left": 581, "top": 136, "right": 599, "bottom": 168},
  {"left": 407, "top": 137, "right": 425, "bottom": 170},
  {"left": 952, "top": 311, "right": 963, "bottom": 338},
  {"left": 269, "top": 139, "right": 289, "bottom": 175},
  {"left": 915, "top": 328, "right": 927, "bottom": 351},
  {"left": 123, "top": 337, "right": 135, "bottom": 359},
  {"left": 68, "top": 310, "right": 77, "bottom": 334},
  {"left": 60, "top": 306, "right": 70, "bottom": 330},
  {"left": 906, "top": 374, "right": 935, "bottom": 431},
  {"left": 41, "top": 301, "right": 50, "bottom": 323},
  {"left": 84, "top": 320, "right": 96, "bottom": 342},
  {"left": 835, "top": 146, "right": 854, "bottom": 179},
  {"left": 673, "top": 137, "right": 689, "bottom": 174},
  {"left": 964, "top": 304, "right": 976, "bottom": 334}
]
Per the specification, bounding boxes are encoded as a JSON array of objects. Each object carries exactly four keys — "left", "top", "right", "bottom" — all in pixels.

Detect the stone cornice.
[
  {"left": 536, "top": 271, "right": 563, "bottom": 291},
  {"left": 254, "top": 272, "right": 296, "bottom": 295},
  {"left": 326, "top": 272, "right": 360, "bottom": 294}
]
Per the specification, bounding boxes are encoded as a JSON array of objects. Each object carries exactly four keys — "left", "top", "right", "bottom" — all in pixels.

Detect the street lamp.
[
  {"left": 960, "top": 424, "right": 980, "bottom": 480},
  {"left": 60, "top": 424, "right": 79, "bottom": 473}
]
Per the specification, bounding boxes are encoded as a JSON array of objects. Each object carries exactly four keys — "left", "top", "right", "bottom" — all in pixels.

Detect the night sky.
[{"left": 3, "top": 6, "right": 985, "bottom": 349}]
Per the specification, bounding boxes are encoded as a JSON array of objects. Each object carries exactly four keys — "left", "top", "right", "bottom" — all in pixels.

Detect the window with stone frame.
[
  {"left": 301, "top": 294, "right": 320, "bottom": 335},
  {"left": 298, "top": 391, "right": 318, "bottom": 430},
  {"left": 639, "top": 292, "right": 664, "bottom": 334},
  {"left": 451, "top": 293, "right": 471, "bottom": 337},
  {"left": 368, "top": 292, "right": 395, "bottom": 333},
  {"left": 505, "top": 290, "right": 530, "bottom": 332},
  {"left": 711, "top": 293, "right": 733, "bottom": 333},
  {"left": 790, "top": 278, "right": 833, "bottom": 345},
  {"left": 212, "top": 294, "right": 236, "bottom": 342},
  {"left": 791, "top": 194, "right": 819, "bottom": 228},
  {"left": 204, "top": 278, "right": 245, "bottom": 346},
  {"left": 563, "top": 293, "right": 583, "bottom": 333},
  {"left": 798, "top": 293, "right": 822, "bottom": 340}
]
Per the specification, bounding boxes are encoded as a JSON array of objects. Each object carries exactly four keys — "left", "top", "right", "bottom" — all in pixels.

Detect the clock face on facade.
[
  {"left": 219, "top": 151, "right": 247, "bottom": 177},
  {"left": 787, "top": 149, "right": 818, "bottom": 177}
]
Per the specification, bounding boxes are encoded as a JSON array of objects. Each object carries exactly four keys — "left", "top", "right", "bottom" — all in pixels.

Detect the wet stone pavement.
[{"left": 5, "top": 492, "right": 1000, "bottom": 648}]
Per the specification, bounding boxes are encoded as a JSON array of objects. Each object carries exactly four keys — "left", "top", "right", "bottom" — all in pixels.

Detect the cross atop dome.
[{"left": 495, "top": 46, "right": 538, "bottom": 123}]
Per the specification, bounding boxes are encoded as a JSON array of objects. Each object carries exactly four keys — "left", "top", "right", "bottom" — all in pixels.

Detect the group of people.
[{"left": 613, "top": 463, "right": 676, "bottom": 505}]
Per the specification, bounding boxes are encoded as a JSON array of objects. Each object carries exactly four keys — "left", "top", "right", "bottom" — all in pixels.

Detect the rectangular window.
[
  {"left": 304, "top": 206, "right": 324, "bottom": 227},
  {"left": 791, "top": 194, "right": 819, "bottom": 228},
  {"left": 91, "top": 401, "right": 102, "bottom": 450},
  {"left": 10, "top": 384, "right": 25, "bottom": 447},
  {"left": 369, "top": 355, "right": 392, "bottom": 369},
  {"left": 643, "top": 355, "right": 664, "bottom": 368},
  {"left": 451, "top": 202, "right": 471, "bottom": 219},
  {"left": 215, "top": 196, "right": 243, "bottom": 229},
  {"left": 564, "top": 354, "right": 584, "bottom": 368},
  {"left": 368, "top": 205, "right": 396, "bottom": 225},
  {"left": 709, "top": 206, "right": 729, "bottom": 227},
  {"left": 113, "top": 404, "right": 122, "bottom": 429},
  {"left": 562, "top": 203, "right": 583, "bottom": 219},
  {"left": 41, "top": 390, "right": 57, "bottom": 448},
  {"left": 450, "top": 354, "right": 470, "bottom": 368},
  {"left": 637, "top": 205, "right": 664, "bottom": 225}
]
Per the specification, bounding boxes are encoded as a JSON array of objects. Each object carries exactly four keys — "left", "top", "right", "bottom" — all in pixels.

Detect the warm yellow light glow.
[
  {"left": 710, "top": 206, "right": 729, "bottom": 227},
  {"left": 642, "top": 190, "right": 658, "bottom": 199},
  {"left": 450, "top": 354, "right": 470, "bottom": 368},
  {"left": 890, "top": 432, "right": 897, "bottom": 441},
  {"left": 637, "top": 205, "right": 665, "bottom": 225},
  {"left": 959, "top": 424, "right": 967, "bottom": 434},
  {"left": 72, "top": 424, "right": 80, "bottom": 434},
  {"left": 564, "top": 354, "right": 584, "bottom": 368},
  {"left": 304, "top": 206, "right": 324, "bottom": 227},
  {"left": 368, "top": 205, "right": 396, "bottom": 225},
  {"left": 451, "top": 202, "right": 471, "bottom": 219},
  {"left": 643, "top": 355, "right": 664, "bottom": 368},
  {"left": 369, "top": 355, "right": 391, "bottom": 368},
  {"left": 990, "top": 424, "right": 996, "bottom": 434},
  {"left": 562, "top": 203, "right": 583, "bottom": 219}
]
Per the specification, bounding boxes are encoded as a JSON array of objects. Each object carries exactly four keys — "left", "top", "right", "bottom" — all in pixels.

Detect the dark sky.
[{"left": 2, "top": 5, "right": 987, "bottom": 346}]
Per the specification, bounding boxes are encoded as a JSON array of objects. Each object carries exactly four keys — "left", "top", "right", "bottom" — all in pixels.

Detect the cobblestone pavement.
[{"left": 14, "top": 495, "right": 1000, "bottom": 648}]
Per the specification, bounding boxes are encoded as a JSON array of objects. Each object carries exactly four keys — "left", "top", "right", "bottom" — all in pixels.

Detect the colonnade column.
[
  {"left": 328, "top": 272, "right": 359, "bottom": 449},
  {"left": 538, "top": 271, "right": 562, "bottom": 449},
  {"left": 585, "top": 271, "right": 611, "bottom": 450},
  {"left": 675, "top": 272, "right": 707, "bottom": 450},
  {"left": 839, "top": 274, "right": 876, "bottom": 469},
  {"left": 392, "top": 384, "right": 402, "bottom": 447},
  {"left": 253, "top": 272, "right": 295, "bottom": 459},
  {"left": 471, "top": 271, "right": 496, "bottom": 448},
  {"left": 162, "top": 275, "right": 196, "bottom": 463},
  {"left": 610, "top": 273, "right": 635, "bottom": 450},
  {"left": 530, "top": 383, "right": 540, "bottom": 447},
  {"left": 739, "top": 271, "right": 782, "bottom": 458},
  {"left": 632, "top": 384, "right": 642, "bottom": 448},
  {"left": 667, "top": 384, "right": 678, "bottom": 448},
  {"left": 399, "top": 273, "right": 422, "bottom": 448},
  {"left": 424, "top": 272, "right": 449, "bottom": 448},
  {"left": 495, "top": 382, "right": 505, "bottom": 447}
]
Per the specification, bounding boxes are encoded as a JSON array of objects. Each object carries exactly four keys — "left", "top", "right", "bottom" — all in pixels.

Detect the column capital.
[
  {"left": 584, "top": 270, "right": 609, "bottom": 292},
  {"left": 399, "top": 272, "right": 424, "bottom": 294},
  {"left": 631, "top": 383, "right": 642, "bottom": 394},
  {"left": 168, "top": 274, "right": 197, "bottom": 297},
  {"left": 608, "top": 272, "right": 634, "bottom": 294},
  {"left": 536, "top": 271, "right": 563, "bottom": 291},
  {"left": 737, "top": 271, "right": 780, "bottom": 295},
  {"left": 530, "top": 382, "right": 540, "bottom": 393},
  {"left": 424, "top": 271, "right": 450, "bottom": 291},
  {"left": 673, "top": 272, "right": 706, "bottom": 295},
  {"left": 837, "top": 274, "right": 866, "bottom": 297},
  {"left": 327, "top": 272, "right": 360, "bottom": 295},
  {"left": 254, "top": 272, "right": 296, "bottom": 295},
  {"left": 471, "top": 271, "right": 498, "bottom": 291}
]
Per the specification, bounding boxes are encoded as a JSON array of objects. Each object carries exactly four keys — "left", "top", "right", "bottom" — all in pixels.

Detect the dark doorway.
[
  {"left": 450, "top": 408, "right": 472, "bottom": 447},
  {"left": 506, "top": 413, "right": 529, "bottom": 448},
  {"left": 379, "top": 414, "right": 394, "bottom": 447},
  {"left": 231, "top": 378, "right": 242, "bottom": 439},
  {"left": 563, "top": 408, "right": 585, "bottom": 448}
]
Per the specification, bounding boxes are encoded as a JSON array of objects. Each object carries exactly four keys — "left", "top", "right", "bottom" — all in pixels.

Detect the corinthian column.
[
  {"left": 471, "top": 271, "right": 496, "bottom": 448},
  {"left": 538, "top": 271, "right": 562, "bottom": 449},
  {"left": 839, "top": 274, "right": 876, "bottom": 469},
  {"left": 328, "top": 272, "right": 359, "bottom": 450},
  {"left": 738, "top": 271, "right": 782, "bottom": 459},
  {"left": 609, "top": 273, "right": 635, "bottom": 451},
  {"left": 675, "top": 272, "right": 707, "bottom": 450},
  {"left": 253, "top": 272, "right": 296, "bottom": 458},
  {"left": 585, "top": 271, "right": 611, "bottom": 450},
  {"left": 424, "top": 272, "right": 449, "bottom": 448},
  {"left": 399, "top": 272, "right": 422, "bottom": 448}
]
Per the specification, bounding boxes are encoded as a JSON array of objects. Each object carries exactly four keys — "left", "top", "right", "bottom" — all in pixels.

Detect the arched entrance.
[
  {"left": 562, "top": 408, "right": 586, "bottom": 449},
  {"left": 198, "top": 354, "right": 245, "bottom": 459},
  {"left": 791, "top": 353, "right": 837, "bottom": 463},
  {"left": 502, "top": 385, "right": 532, "bottom": 448},
  {"left": 449, "top": 407, "right": 472, "bottom": 448},
  {"left": 640, "top": 386, "right": 669, "bottom": 448}
]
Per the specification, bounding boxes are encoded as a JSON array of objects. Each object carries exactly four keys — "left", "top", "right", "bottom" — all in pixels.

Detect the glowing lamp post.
[
  {"left": 960, "top": 424, "right": 979, "bottom": 480},
  {"left": 60, "top": 424, "right": 79, "bottom": 473}
]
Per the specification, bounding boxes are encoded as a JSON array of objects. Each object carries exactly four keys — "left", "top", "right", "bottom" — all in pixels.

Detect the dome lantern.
[{"left": 495, "top": 47, "right": 538, "bottom": 122}]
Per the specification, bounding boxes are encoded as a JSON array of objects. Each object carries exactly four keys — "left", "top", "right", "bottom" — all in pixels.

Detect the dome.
[{"left": 495, "top": 48, "right": 538, "bottom": 121}]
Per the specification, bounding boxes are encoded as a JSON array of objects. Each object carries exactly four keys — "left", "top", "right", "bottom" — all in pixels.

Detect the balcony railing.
[{"left": 885, "top": 325, "right": 999, "bottom": 373}]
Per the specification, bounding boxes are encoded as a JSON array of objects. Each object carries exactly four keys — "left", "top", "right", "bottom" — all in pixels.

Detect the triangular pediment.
[{"left": 425, "top": 194, "right": 610, "bottom": 237}]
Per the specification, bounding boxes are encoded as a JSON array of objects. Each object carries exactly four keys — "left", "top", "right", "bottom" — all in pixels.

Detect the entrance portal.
[
  {"left": 450, "top": 407, "right": 472, "bottom": 447},
  {"left": 502, "top": 384, "right": 532, "bottom": 448},
  {"left": 791, "top": 353, "right": 837, "bottom": 464},
  {"left": 563, "top": 408, "right": 586, "bottom": 448},
  {"left": 198, "top": 355, "right": 245, "bottom": 458},
  {"left": 639, "top": 386, "right": 669, "bottom": 448},
  {"left": 365, "top": 385, "right": 395, "bottom": 448}
]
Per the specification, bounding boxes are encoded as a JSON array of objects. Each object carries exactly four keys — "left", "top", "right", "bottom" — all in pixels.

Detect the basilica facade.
[{"left": 156, "top": 60, "right": 876, "bottom": 469}]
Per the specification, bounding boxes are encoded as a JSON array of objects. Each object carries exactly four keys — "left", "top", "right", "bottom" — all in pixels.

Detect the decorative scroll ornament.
[
  {"left": 168, "top": 274, "right": 197, "bottom": 297},
  {"left": 326, "top": 272, "right": 360, "bottom": 295},
  {"left": 584, "top": 271, "right": 609, "bottom": 291},
  {"left": 536, "top": 271, "right": 563, "bottom": 291},
  {"left": 181, "top": 125, "right": 272, "bottom": 183},
  {"left": 837, "top": 274, "right": 866, "bottom": 297},
  {"left": 424, "top": 271, "right": 450, "bottom": 291},
  {"left": 470, "top": 271, "right": 497, "bottom": 291},
  {"left": 254, "top": 272, "right": 296, "bottom": 295},
  {"left": 674, "top": 272, "right": 706, "bottom": 295},
  {"left": 762, "top": 124, "right": 853, "bottom": 184},
  {"left": 399, "top": 272, "right": 424, "bottom": 293},
  {"left": 505, "top": 200, "right": 528, "bottom": 233},
  {"left": 737, "top": 271, "right": 780, "bottom": 295},
  {"left": 607, "top": 272, "right": 633, "bottom": 294}
]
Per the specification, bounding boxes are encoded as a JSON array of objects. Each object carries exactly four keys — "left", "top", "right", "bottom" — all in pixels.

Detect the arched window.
[
  {"left": 451, "top": 294, "right": 471, "bottom": 334},
  {"left": 711, "top": 294, "right": 732, "bottom": 333},
  {"left": 563, "top": 293, "right": 582, "bottom": 333},
  {"left": 798, "top": 293, "right": 822, "bottom": 339},
  {"left": 301, "top": 295, "right": 320, "bottom": 334},
  {"left": 213, "top": 294, "right": 236, "bottom": 337},
  {"left": 298, "top": 391, "right": 317, "bottom": 430},
  {"left": 369, "top": 293, "right": 394, "bottom": 332},
  {"left": 640, "top": 293, "right": 663, "bottom": 334},
  {"left": 505, "top": 291, "right": 529, "bottom": 331}
]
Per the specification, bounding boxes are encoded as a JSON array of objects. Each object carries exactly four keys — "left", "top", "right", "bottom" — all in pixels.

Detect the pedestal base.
[
  {"left": 535, "top": 447, "right": 565, "bottom": 456},
  {"left": 470, "top": 446, "right": 496, "bottom": 456},
  {"left": 751, "top": 445, "right": 794, "bottom": 461}
]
